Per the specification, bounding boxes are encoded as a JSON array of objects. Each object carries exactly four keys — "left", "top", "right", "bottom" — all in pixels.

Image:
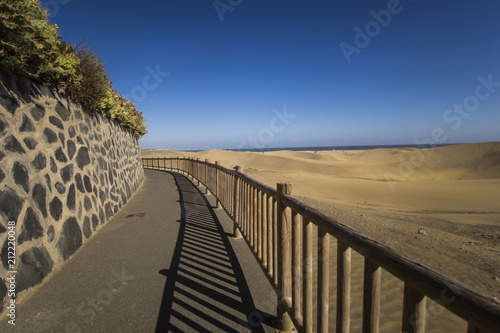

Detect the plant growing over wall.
[
  {"left": 98, "top": 84, "right": 147, "bottom": 138},
  {"left": 65, "top": 42, "right": 109, "bottom": 111},
  {"left": 0, "top": 0, "right": 79, "bottom": 86},
  {"left": 0, "top": 0, "right": 147, "bottom": 139}
]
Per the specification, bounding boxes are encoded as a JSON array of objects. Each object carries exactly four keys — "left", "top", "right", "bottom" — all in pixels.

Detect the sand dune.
[{"left": 142, "top": 142, "right": 500, "bottom": 330}]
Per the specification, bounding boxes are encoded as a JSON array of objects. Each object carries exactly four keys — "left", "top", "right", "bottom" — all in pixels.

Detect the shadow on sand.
[{"left": 155, "top": 172, "right": 274, "bottom": 332}]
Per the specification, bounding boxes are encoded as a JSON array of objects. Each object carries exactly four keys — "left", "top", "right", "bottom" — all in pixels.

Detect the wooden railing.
[{"left": 142, "top": 157, "right": 500, "bottom": 333}]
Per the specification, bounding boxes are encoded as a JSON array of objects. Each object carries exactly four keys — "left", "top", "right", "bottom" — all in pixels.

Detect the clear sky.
[{"left": 46, "top": 0, "right": 500, "bottom": 150}]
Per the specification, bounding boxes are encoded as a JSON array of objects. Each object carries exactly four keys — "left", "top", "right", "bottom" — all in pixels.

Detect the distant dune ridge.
[{"left": 142, "top": 142, "right": 500, "bottom": 331}]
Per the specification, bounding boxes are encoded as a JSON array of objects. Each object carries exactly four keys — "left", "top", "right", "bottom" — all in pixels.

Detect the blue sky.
[{"left": 46, "top": 0, "right": 500, "bottom": 150}]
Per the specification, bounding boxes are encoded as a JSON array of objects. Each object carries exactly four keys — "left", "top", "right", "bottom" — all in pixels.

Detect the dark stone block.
[
  {"left": 15, "top": 75, "right": 31, "bottom": 101},
  {"left": 56, "top": 217, "right": 82, "bottom": 260},
  {"left": 32, "top": 183, "right": 47, "bottom": 218},
  {"left": 49, "top": 115, "right": 64, "bottom": 129},
  {"left": 47, "top": 226, "right": 55, "bottom": 243},
  {"left": 113, "top": 204, "right": 118, "bottom": 214},
  {"left": 55, "top": 101, "right": 71, "bottom": 121},
  {"left": 105, "top": 203, "right": 112, "bottom": 220},
  {"left": 50, "top": 157, "right": 57, "bottom": 173},
  {"left": 100, "top": 146, "right": 107, "bottom": 156},
  {"left": 99, "top": 189, "right": 106, "bottom": 204},
  {"left": 55, "top": 147, "right": 68, "bottom": 163},
  {"left": 19, "top": 114, "right": 35, "bottom": 132},
  {"left": 55, "top": 182, "right": 65, "bottom": 194},
  {"left": 67, "top": 184, "right": 76, "bottom": 211},
  {"left": 125, "top": 182, "right": 131, "bottom": 198},
  {"left": 83, "top": 217, "right": 91, "bottom": 239},
  {"left": 4, "top": 135, "right": 26, "bottom": 154},
  {"left": 58, "top": 132, "right": 65, "bottom": 148},
  {"left": 68, "top": 125, "right": 76, "bottom": 138},
  {"left": 60, "top": 164, "right": 73, "bottom": 183},
  {"left": 110, "top": 193, "right": 118, "bottom": 202},
  {"left": 0, "top": 222, "right": 5, "bottom": 234},
  {"left": 0, "top": 95, "right": 20, "bottom": 114},
  {"left": 76, "top": 147, "right": 90, "bottom": 169},
  {"left": 84, "top": 196, "right": 92, "bottom": 211},
  {"left": 44, "top": 173, "right": 51, "bottom": 191},
  {"left": 18, "top": 207, "right": 44, "bottom": 245},
  {"left": 13, "top": 161, "right": 29, "bottom": 193},
  {"left": 83, "top": 175, "right": 92, "bottom": 192},
  {"left": 92, "top": 214, "right": 99, "bottom": 231},
  {"left": 109, "top": 167, "right": 114, "bottom": 184},
  {"left": 79, "top": 123, "right": 89, "bottom": 134},
  {"left": 31, "top": 151, "right": 46, "bottom": 172},
  {"left": 0, "top": 278, "right": 7, "bottom": 313},
  {"left": 0, "top": 240, "right": 8, "bottom": 269},
  {"left": 97, "top": 156, "right": 106, "bottom": 170},
  {"left": 16, "top": 246, "right": 54, "bottom": 293},
  {"left": 0, "top": 150, "right": 4, "bottom": 161},
  {"left": 43, "top": 128, "right": 58, "bottom": 144},
  {"left": 30, "top": 104, "right": 45, "bottom": 121},
  {"left": 99, "top": 174, "right": 105, "bottom": 186},
  {"left": 93, "top": 185, "right": 97, "bottom": 197},
  {"left": 99, "top": 207, "right": 105, "bottom": 224},
  {"left": 0, "top": 113, "right": 8, "bottom": 137},
  {"left": 0, "top": 187, "right": 24, "bottom": 222},
  {"left": 75, "top": 173, "right": 85, "bottom": 193},
  {"left": 49, "top": 196, "right": 63, "bottom": 221},
  {"left": 74, "top": 110, "right": 82, "bottom": 120},
  {"left": 78, "top": 202, "right": 82, "bottom": 220},
  {"left": 76, "top": 136, "right": 83, "bottom": 145},
  {"left": 0, "top": 168, "right": 5, "bottom": 183},
  {"left": 67, "top": 140, "right": 76, "bottom": 160},
  {"left": 23, "top": 137, "right": 37, "bottom": 150}
]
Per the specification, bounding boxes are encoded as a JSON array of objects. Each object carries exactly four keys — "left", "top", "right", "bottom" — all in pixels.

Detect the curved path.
[{"left": 0, "top": 169, "right": 276, "bottom": 332}]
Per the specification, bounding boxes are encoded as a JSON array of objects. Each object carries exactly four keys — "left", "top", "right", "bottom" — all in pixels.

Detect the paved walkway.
[{"left": 0, "top": 169, "right": 277, "bottom": 332}]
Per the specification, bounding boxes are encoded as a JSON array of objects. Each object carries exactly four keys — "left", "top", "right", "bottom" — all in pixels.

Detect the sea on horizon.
[{"left": 141, "top": 143, "right": 459, "bottom": 153}]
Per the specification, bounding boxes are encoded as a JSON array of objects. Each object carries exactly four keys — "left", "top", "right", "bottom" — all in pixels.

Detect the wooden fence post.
[
  {"left": 362, "top": 259, "right": 381, "bottom": 333},
  {"left": 215, "top": 161, "right": 222, "bottom": 209},
  {"left": 233, "top": 166, "right": 243, "bottom": 239},
  {"left": 277, "top": 183, "right": 294, "bottom": 332},
  {"left": 205, "top": 159, "right": 209, "bottom": 194}
]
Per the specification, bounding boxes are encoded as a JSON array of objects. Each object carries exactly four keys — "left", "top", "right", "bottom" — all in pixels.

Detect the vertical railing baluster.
[
  {"left": 402, "top": 283, "right": 426, "bottom": 333},
  {"left": 262, "top": 192, "right": 268, "bottom": 269},
  {"left": 233, "top": 169, "right": 242, "bottom": 238},
  {"left": 257, "top": 189, "right": 263, "bottom": 260},
  {"left": 303, "top": 218, "right": 313, "bottom": 333},
  {"left": 267, "top": 195, "right": 273, "bottom": 278},
  {"left": 215, "top": 161, "right": 222, "bottom": 209},
  {"left": 273, "top": 198, "right": 278, "bottom": 288},
  {"left": 317, "top": 228, "right": 330, "bottom": 333},
  {"left": 250, "top": 187, "right": 256, "bottom": 250},
  {"left": 337, "top": 241, "right": 351, "bottom": 333},
  {"left": 277, "top": 183, "right": 293, "bottom": 332},
  {"left": 362, "top": 259, "right": 381, "bottom": 333},
  {"left": 292, "top": 211, "right": 302, "bottom": 325}
]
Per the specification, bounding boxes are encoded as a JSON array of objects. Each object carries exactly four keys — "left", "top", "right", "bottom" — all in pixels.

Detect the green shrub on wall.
[
  {"left": 0, "top": 0, "right": 147, "bottom": 138},
  {"left": 0, "top": 0, "right": 79, "bottom": 85}
]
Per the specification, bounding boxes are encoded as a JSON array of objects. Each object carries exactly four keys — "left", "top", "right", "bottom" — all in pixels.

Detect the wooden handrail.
[{"left": 142, "top": 157, "right": 500, "bottom": 333}]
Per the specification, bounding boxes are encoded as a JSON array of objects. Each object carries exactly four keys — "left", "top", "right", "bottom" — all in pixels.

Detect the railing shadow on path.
[{"left": 155, "top": 171, "right": 274, "bottom": 333}]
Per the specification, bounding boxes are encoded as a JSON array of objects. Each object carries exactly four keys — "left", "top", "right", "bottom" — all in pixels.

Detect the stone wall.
[{"left": 0, "top": 72, "right": 144, "bottom": 313}]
